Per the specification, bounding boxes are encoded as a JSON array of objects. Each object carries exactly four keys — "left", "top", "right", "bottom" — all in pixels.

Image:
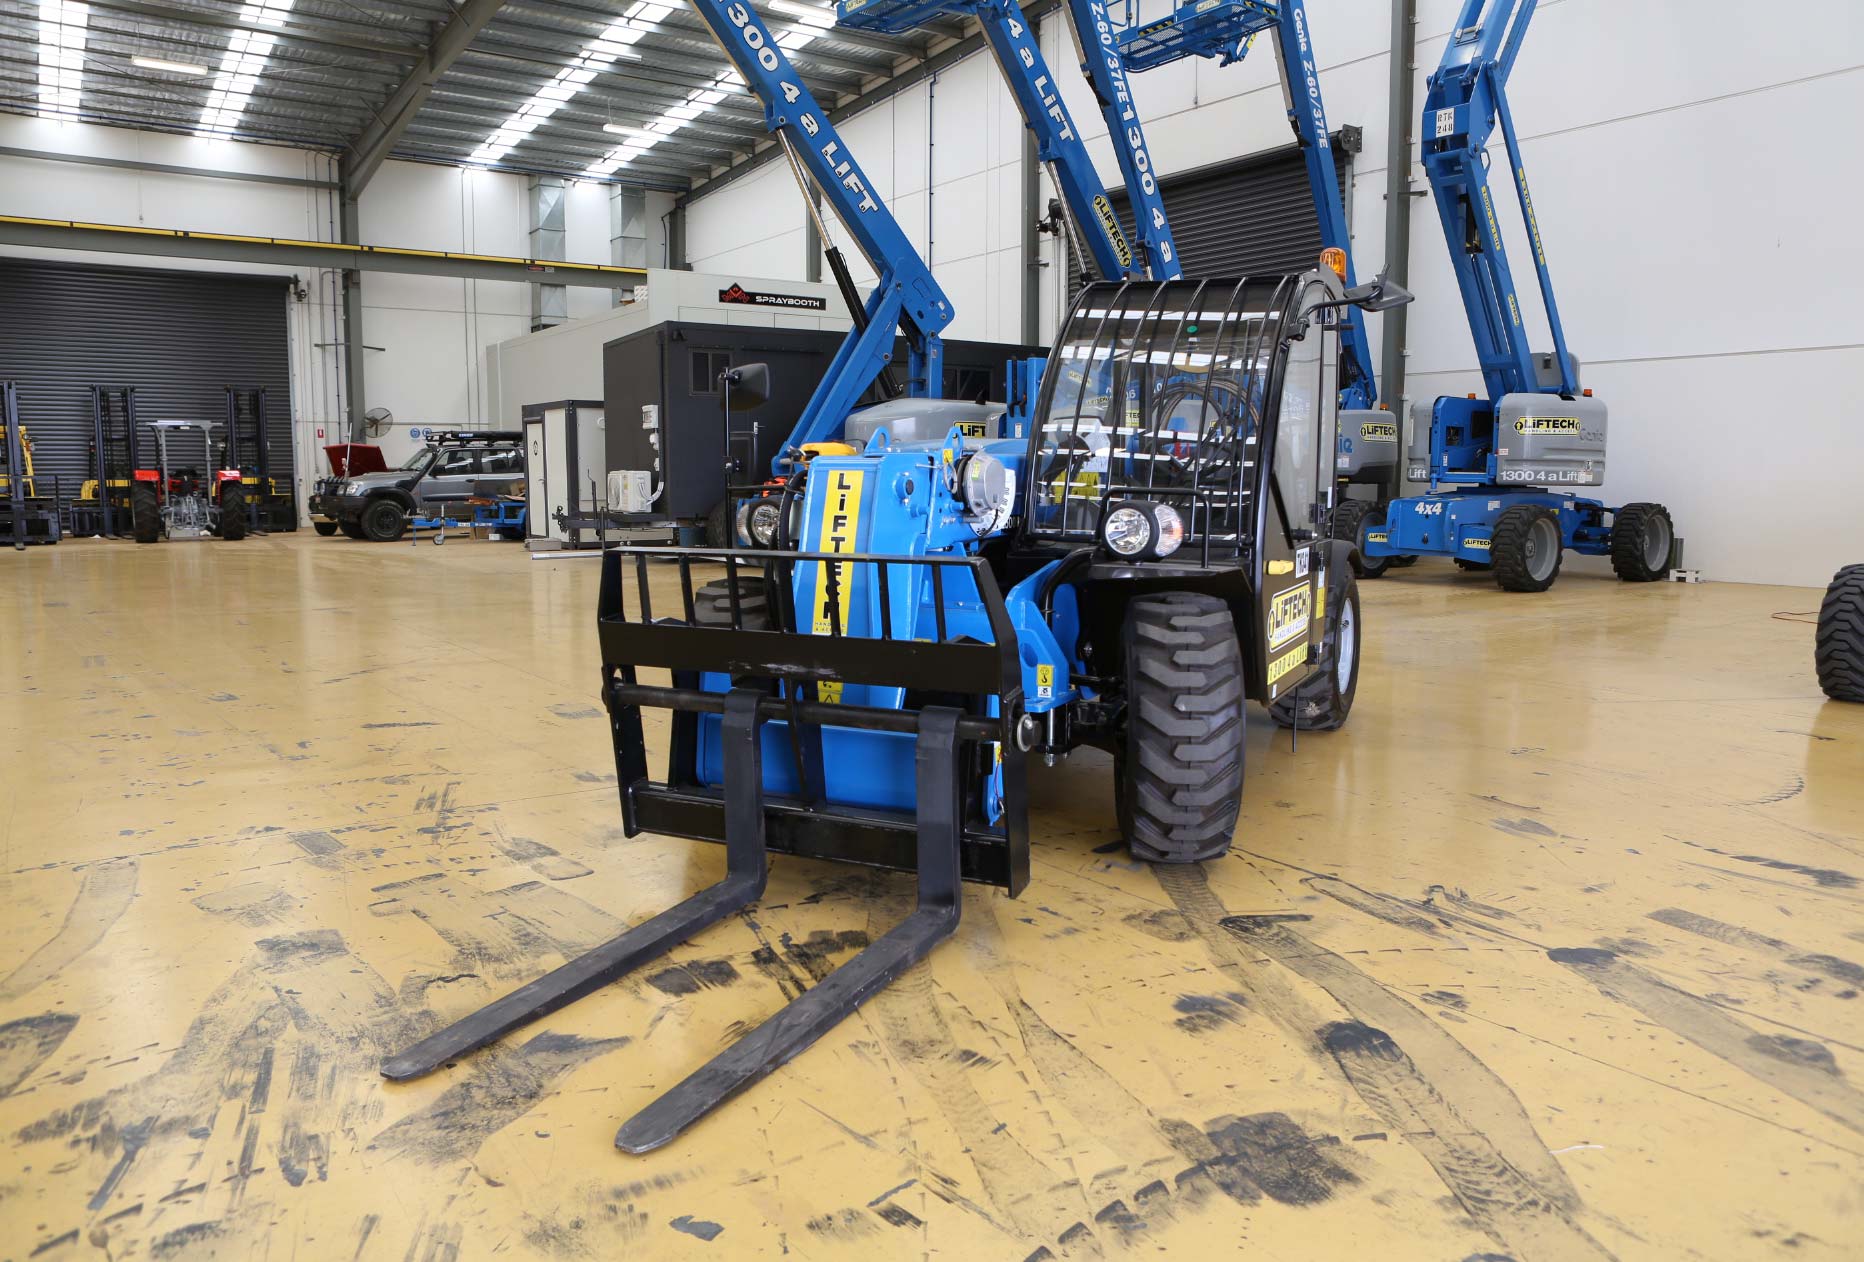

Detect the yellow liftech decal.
[
  {"left": 811, "top": 469, "right": 865, "bottom": 700},
  {"left": 1267, "top": 644, "right": 1307, "bottom": 687},
  {"left": 1360, "top": 420, "right": 1398, "bottom": 441},
  {"left": 1093, "top": 195, "right": 1133, "bottom": 270},
  {"left": 955, "top": 420, "right": 992, "bottom": 438},
  {"left": 1267, "top": 584, "right": 1312, "bottom": 652},
  {"left": 1515, "top": 416, "right": 1581, "bottom": 434}
]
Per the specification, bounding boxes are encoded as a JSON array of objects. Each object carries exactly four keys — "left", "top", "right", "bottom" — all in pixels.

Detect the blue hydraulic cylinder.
[{"left": 685, "top": 0, "right": 955, "bottom": 471}]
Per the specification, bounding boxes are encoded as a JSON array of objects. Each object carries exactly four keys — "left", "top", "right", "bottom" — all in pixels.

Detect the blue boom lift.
[
  {"left": 382, "top": 0, "right": 1408, "bottom": 1152},
  {"left": 1344, "top": 0, "right": 1675, "bottom": 591}
]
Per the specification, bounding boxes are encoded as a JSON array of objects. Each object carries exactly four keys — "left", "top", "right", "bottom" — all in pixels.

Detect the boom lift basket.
[{"left": 385, "top": 545, "right": 1028, "bottom": 1152}]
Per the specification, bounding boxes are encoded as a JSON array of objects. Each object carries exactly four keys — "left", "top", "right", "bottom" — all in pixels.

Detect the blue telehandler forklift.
[
  {"left": 1344, "top": 0, "right": 1675, "bottom": 591},
  {"left": 382, "top": 0, "right": 1408, "bottom": 1152}
]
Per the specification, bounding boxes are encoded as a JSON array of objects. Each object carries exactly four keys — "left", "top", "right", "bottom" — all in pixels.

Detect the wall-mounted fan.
[{"left": 363, "top": 407, "right": 393, "bottom": 438}]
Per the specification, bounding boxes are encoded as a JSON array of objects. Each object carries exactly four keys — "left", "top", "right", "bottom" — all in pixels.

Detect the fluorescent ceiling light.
[
  {"left": 196, "top": 0, "right": 295, "bottom": 137},
  {"left": 467, "top": 10, "right": 669, "bottom": 166},
  {"left": 132, "top": 56, "right": 208, "bottom": 75},
  {"left": 769, "top": 0, "right": 835, "bottom": 28},
  {"left": 603, "top": 123, "right": 655, "bottom": 138},
  {"left": 37, "top": 0, "right": 89, "bottom": 120}
]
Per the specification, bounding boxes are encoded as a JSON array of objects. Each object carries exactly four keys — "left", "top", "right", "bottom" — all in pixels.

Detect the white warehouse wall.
[
  {"left": 682, "top": 0, "right": 1864, "bottom": 587},
  {"left": 0, "top": 114, "right": 673, "bottom": 482}
]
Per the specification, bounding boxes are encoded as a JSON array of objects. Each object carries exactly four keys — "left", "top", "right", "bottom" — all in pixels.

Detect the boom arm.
[
  {"left": 838, "top": 0, "right": 1180, "bottom": 281},
  {"left": 686, "top": 0, "right": 955, "bottom": 468},
  {"left": 1420, "top": 0, "right": 1575, "bottom": 400}
]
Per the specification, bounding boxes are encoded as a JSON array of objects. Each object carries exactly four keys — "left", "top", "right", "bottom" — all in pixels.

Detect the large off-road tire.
[
  {"left": 1491, "top": 505, "right": 1563, "bottom": 593},
  {"left": 338, "top": 518, "right": 367, "bottom": 540},
  {"left": 1331, "top": 499, "right": 1390, "bottom": 579},
  {"left": 1816, "top": 564, "right": 1864, "bottom": 703},
  {"left": 692, "top": 575, "right": 771, "bottom": 630},
  {"left": 1454, "top": 557, "right": 1491, "bottom": 572},
  {"left": 131, "top": 483, "right": 160, "bottom": 544},
  {"left": 704, "top": 499, "right": 732, "bottom": 548},
  {"left": 1610, "top": 502, "right": 1674, "bottom": 582},
  {"left": 1270, "top": 569, "right": 1362, "bottom": 731},
  {"left": 313, "top": 520, "right": 339, "bottom": 537},
  {"left": 1116, "top": 593, "right": 1246, "bottom": 864},
  {"left": 219, "top": 484, "right": 248, "bottom": 540},
  {"left": 360, "top": 497, "right": 407, "bottom": 542}
]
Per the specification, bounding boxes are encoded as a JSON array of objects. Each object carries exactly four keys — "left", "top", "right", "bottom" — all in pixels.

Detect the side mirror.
[
  {"left": 723, "top": 362, "right": 771, "bottom": 412},
  {"left": 1344, "top": 267, "right": 1414, "bottom": 312}
]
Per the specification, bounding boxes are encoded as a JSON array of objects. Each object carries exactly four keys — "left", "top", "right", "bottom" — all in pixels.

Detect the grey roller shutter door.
[
  {"left": 0, "top": 258, "right": 294, "bottom": 496},
  {"left": 1068, "top": 132, "right": 1356, "bottom": 301}
]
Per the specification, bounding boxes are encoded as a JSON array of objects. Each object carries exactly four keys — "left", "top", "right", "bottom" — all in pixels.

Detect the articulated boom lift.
[
  {"left": 1345, "top": 0, "right": 1675, "bottom": 591},
  {"left": 381, "top": 0, "right": 1407, "bottom": 1154}
]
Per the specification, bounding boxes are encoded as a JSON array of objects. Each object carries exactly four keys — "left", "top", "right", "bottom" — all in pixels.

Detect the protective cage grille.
[{"left": 1024, "top": 276, "right": 1300, "bottom": 557}]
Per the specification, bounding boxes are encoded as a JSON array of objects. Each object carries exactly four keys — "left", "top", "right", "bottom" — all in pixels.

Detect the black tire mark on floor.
[
  {"left": 838, "top": 896, "right": 1092, "bottom": 1248},
  {"left": 1224, "top": 916, "right": 1582, "bottom": 1215},
  {"left": 1154, "top": 864, "right": 1613, "bottom": 1262},
  {"left": 0, "top": 1012, "right": 79, "bottom": 1097},
  {"left": 487, "top": 822, "right": 594, "bottom": 882},
  {"left": 371, "top": 1030, "right": 630, "bottom": 1164},
  {"left": 1, "top": 859, "right": 139, "bottom": 1002},
  {"left": 1648, "top": 908, "right": 1864, "bottom": 987},
  {"left": 1549, "top": 948, "right": 1864, "bottom": 1136},
  {"left": 1321, "top": 1023, "right": 1615, "bottom": 1262},
  {"left": 15, "top": 930, "right": 418, "bottom": 1231}
]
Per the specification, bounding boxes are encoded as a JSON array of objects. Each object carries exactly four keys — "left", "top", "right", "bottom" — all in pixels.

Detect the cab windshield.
[
  {"left": 398, "top": 447, "right": 436, "bottom": 473},
  {"left": 1026, "top": 277, "right": 1298, "bottom": 550}
]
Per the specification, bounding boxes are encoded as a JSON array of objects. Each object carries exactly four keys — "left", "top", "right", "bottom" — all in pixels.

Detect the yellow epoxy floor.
[{"left": 1, "top": 534, "right": 1859, "bottom": 1262}]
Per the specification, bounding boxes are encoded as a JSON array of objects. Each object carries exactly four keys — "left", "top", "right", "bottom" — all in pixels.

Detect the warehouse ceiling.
[{"left": 1, "top": 0, "right": 952, "bottom": 192}]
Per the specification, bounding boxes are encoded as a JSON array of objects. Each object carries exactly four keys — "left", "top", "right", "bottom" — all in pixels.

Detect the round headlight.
[
  {"left": 958, "top": 452, "right": 1014, "bottom": 534},
  {"left": 1103, "top": 505, "right": 1152, "bottom": 557},
  {"left": 748, "top": 499, "right": 782, "bottom": 547},
  {"left": 1152, "top": 502, "right": 1185, "bottom": 557}
]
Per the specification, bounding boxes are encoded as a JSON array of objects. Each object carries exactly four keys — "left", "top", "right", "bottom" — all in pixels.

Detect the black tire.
[
  {"left": 1389, "top": 554, "right": 1419, "bottom": 568},
  {"left": 1610, "top": 502, "right": 1674, "bottom": 582},
  {"left": 1331, "top": 500, "right": 1390, "bottom": 579},
  {"left": 131, "top": 482, "right": 161, "bottom": 544},
  {"left": 219, "top": 484, "right": 248, "bottom": 541},
  {"left": 1816, "top": 565, "right": 1864, "bottom": 703},
  {"left": 704, "top": 499, "right": 732, "bottom": 549},
  {"left": 313, "top": 520, "right": 339, "bottom": 537},
  {"left": 1116, "top": 593, "right": 1245, "bottom": 864},
  {"left": 338, "top": 518, "right": 367, "bottom": 540},
  {"left": 692, "top": 576, "right": 771, "bottom": 630},
  {"left": 1454, "top": 557, "right": 1492, "bottom": 572},
  {"left": 1491, "top": 505, "right": 1563, "bottom": 593},
  {"left": 496, "top": 526, "right": 527, "bottom": 541},
  {"left": 360, "top": 497, "right": 407, "bottom": 542},
  {"left": 1269, "top": 570, "right": 1362, "bottom": 731}
]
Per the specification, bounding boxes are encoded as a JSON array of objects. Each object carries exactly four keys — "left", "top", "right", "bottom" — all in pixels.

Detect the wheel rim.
[
  {"left": 1525, "top": 516, "right": 1559, "bottom": 582},
  {"left": 1335, "top": 595, "right": 1356, "bottom": 691},
  {"left": 1641, "top": 515, "right": 1671, "bottom": 569}
]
